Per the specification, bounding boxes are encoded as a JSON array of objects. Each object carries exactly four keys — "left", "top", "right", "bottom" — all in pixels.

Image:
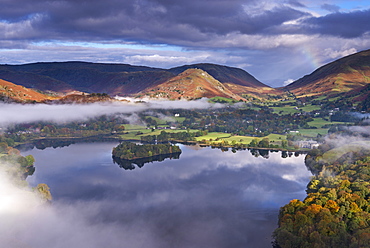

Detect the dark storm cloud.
[
  {"left": 2, "top": 0, "right": 369, "bottom": 86},
  {"left": 0, "top": 0, "right": 309, "bottom": 44},
  {"left": 303, "top": 9, "right": 370, "bottom": 38},
  {"left": 10, "top": 0, "right": 370, "bottom": 49}
]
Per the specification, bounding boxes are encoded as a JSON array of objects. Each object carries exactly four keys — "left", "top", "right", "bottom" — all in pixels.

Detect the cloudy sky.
[{"left": 1, "top": 0, "right": 370, "bottom": 87}]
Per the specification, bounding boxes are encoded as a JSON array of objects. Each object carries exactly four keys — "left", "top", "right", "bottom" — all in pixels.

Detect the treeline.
[
  {"left": 273, "top": 143, "right": 370, "bottom": 247},
  {"left": 143, "top": 107, "right": 315, "bottom": 137},
  {"left": 0, "top": 135, "right": 52, "bottom": 201},
  {"left": 0, "top": 140, "right": 35, "bottom": 181},
  {"left": 112, "top": 141, "right": 181, "bottom": 160},
  {"left": 140, "top": 130, "right": 206, "bottom": 143},
  {"left": 6, "top": 115, "right": 128, "bottom": 143}
]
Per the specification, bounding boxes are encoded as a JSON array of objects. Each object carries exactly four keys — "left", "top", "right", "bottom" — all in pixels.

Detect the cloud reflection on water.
[{"left": 21, "top": 143, "right": 311, "bottom": 248}]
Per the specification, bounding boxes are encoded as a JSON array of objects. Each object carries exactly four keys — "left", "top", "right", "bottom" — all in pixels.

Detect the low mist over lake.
[{"left": 17, "top": 142, "right": 312, "bottom": 248}]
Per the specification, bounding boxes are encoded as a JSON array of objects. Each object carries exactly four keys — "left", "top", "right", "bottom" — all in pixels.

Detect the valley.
[{"left": 1, "top": 49, "right": 370, "bottom": 247}]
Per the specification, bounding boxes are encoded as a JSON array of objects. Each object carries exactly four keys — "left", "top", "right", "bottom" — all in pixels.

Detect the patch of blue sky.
[
  {"left": 301, "top": 0, "right": 370, "bottom": 16},
  {"left": 32, "top": 41, "right": 183, "bottom": 52},
  {"left": 335, "top": 0, "right": 370, "bottom": 10}
]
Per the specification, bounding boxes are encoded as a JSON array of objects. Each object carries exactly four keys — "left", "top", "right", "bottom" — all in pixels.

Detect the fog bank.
[
  {"left": 0, "top": 99, "right": 224, "bottom": 127},
  {"left": 0, "top": 165, "right": 163, "bottom": 248}
]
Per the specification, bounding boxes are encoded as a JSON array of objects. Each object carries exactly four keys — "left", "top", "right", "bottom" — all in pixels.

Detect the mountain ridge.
[
  {"left": 0, "top": 61, "right": 274, "bottom": 100},
  {"left": 1, "top": 49, "right": 370, "bottom": 102},
  {"left": 284, "top": 49, "right": 370, "bottom": 97},
  {"left": 137, "top": 68, "right": 245, "bottom": 100},
  {"left": 169, "top": 63, "right": 267, "bottom": 88}
]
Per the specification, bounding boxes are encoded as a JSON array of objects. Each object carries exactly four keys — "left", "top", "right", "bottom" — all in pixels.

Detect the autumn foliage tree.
[{"left": 273, "top": 149, "right": 370, "bottom": 247}]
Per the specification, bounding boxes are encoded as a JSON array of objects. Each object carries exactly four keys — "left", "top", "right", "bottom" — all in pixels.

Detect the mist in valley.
[
  {"left": 1, "top": 100, "right": 370, "bottom": 248},
  {"left": 0, "top": 98, "right": 223, "bottom": 128}
]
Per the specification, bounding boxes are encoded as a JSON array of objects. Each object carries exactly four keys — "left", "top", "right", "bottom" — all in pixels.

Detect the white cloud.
[
  {"left": 124, "top": 54, "right": 211, "bottom": 67},
  {"left": 283, "top": 78, "right": 295, "bottom": 86},
  {"left": 323, "top": 47, "right": 357, "bottom": 59}
]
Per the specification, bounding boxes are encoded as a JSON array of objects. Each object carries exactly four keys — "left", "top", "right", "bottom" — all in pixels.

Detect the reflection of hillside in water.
[
  {"left": 16, "top": 136, "right": 117, "bottom": 151},
  {"left": 113, "top": 148, "right": 305, "bottom": 170},
  {"left": 113, "top": 152, "right": 182, "bottom": 170},
  {"left": 16, "top": 139, "right": 75, "bottom": 151}
]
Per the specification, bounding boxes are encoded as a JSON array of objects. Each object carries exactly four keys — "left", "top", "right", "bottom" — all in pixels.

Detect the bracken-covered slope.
[
  {"left": 284, "top": 49, "right": 370, "bottom": 97},
  {"left": 169, "top": 63, "right": 267, "bottom": 88},
  {"left": 137, "top": 68, "right": 245, "bottom": 100},
  {"left": 169, "top": 63, "right": 283, "bottom": 99},
  {"left": 0, "top": 79, "right": 55, "bottom": 102}
]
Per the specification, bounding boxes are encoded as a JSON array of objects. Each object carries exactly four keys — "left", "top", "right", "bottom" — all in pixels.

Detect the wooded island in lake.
[{"left": 112, "top": 142, "right": 182, "bottom": 161}]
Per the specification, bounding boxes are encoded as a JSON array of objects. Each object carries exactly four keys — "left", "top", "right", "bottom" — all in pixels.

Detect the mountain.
[
  {"left": 136, "top": 68, "right": 245, "bottom": 100},
  {"left": 169, "top": 63, "right": 282, "bottom": 99},
  {"left": 0, "top": 66, "right": 73, "bottom": 93},
  {"left": 0, "top": 62, "right": 278, "bottom": 100},
  {"left": 0, "top": 62, "right": 174, "bottom": 94},
  {"left": 169, "top": 63, "right": 266, "bottom": 88},
  {"left": 284, "top": 49, "right": 370, "bottom": 97},
  {"left": 0, "top": 79, "right": 55, "bottom": 102}
]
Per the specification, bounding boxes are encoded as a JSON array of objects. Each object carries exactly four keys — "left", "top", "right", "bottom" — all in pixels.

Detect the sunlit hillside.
[
  {"left": 284, "top": 49, "right": 370, "bottom": 97},
  {"left": 0, "top": 79, "right": 56, "bottom": 102}
]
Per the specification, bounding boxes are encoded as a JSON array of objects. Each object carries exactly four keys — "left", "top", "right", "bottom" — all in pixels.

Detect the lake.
[{"left": 24, "top": 142, "right": 312, "bottom": 248}]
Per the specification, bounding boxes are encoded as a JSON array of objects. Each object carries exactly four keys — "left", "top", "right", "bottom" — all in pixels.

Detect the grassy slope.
[
  {"left": 321, "top": 141, "right": 370, "bottom": 163},
  {"left": 308, "top": 118, "right": 349, "bottom": 128}
]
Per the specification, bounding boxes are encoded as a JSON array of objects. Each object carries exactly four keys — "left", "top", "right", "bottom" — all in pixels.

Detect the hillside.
[
  {"left": 0, "top": 62, "right": 174, "bottom": 95},
  {"left": 136, "top": 68, "right": 245, "bottom": 100},
  {"left": 55, "top": 93, "right": 118, "bottom": 104},
  {"left": 284, "top": 49, "right": 370, "bottom": 97},
  {"left": 169, "top": 63, "right": 283, "bottom": 99},
  {"left": 169, "top": 63, "right": 267, "bottom": 88},
  {"left": 0, "top": 79, "right": 55, "bottom": 102},
  {"left": 0, "top": 62, "right": 279, "bottom": 100}
]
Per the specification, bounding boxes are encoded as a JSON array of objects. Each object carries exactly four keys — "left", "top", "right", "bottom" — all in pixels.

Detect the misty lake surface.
[{"left": 24, "top": 142, "right": 312, "bottom": 248}]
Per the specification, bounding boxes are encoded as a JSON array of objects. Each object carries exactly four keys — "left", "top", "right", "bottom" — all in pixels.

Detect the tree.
[
  {"left": 258, "top": 138, "right": 269, "bottom": 148},
  {"left": 114, "top": 125, "right": 125, "bottom": 132},
  {"left": 25, "top": 155, "right": 35, "bottom": 166},
  {"left": 0, "top": 142, "right": 8, "bottom": 153},
  {"left": 282, "top": 139, "right": 288, "bottom": 148},
  {"left": 249, "top": 138, "right": 258, "bottom": 147},
  {"left": 36, "top": 183, "right": 52, "bottom": 201}
]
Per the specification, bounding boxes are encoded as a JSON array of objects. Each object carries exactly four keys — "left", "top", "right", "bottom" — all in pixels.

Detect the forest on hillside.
[{"left": 273, "top": 136, "right": 370, "bottom": 247}]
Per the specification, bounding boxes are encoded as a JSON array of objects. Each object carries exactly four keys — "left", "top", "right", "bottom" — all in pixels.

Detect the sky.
[{"left": 1, "top": 0, "right": 370, "bottom": 87}]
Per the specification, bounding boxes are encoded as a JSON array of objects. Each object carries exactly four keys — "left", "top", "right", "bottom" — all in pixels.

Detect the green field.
[
  {"left": 272, "top": 104, "right": 322, "bottom": 115},
  {"left": 300, "top": 105, "right": 322, "bottom": 112},
  {"left": 296, "top": 128, "right": 329, "bottom": 137},
  {"left": 307, "top": 118, "right": 351, "bottom": 128},
  {"left": 120, "top": 124, "right": 198, "bottom": 140},
  {"left": 209, "top": 96, "right": 237, "bottom": 103},
  {"left": 143, "top": 115, "right": 186, "bottom": 125},
  {"left": 266, "top": 133, "right": 287, "bottom": 141},
  {"left": 322, "top": 141, "right": 370, "bottom": 163},
  {"left": 271, "top": 106, "right": 300, "bottom": 115},
  {"left": 195, "top": 132, "right": 287, "bottom": 145},
  {"left": 195, "top": 132, "right": 231, "bottom": 141}
]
